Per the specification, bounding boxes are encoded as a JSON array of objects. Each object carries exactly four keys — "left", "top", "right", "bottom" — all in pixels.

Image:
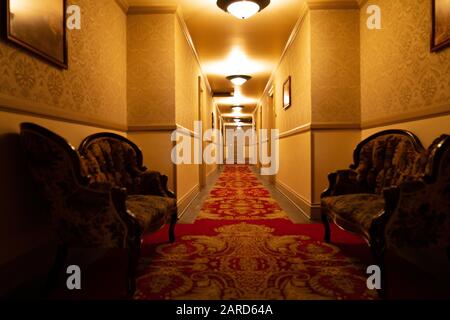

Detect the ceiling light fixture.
[
  {"left": 232, "top": 106, "right": 244, "bottom": 113},
  {"left": 226, "top": 75, "right": 252, "bottom": 86},
  {"left": 234, "top": 119, "right": 241, "bottom": 123},
  {"left": 217, "top": 0, "right": 270, "bottom": 20}
]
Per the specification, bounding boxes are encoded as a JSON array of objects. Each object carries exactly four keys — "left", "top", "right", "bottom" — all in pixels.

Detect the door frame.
[{"left": 198, "top": 76, "right": 206, "bottom": 188}]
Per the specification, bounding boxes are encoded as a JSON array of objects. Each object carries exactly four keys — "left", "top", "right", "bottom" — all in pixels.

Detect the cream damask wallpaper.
[
  {"left": 175, "top": 18, "right": 200, "bottom": 131},
  {"left": 0, "top": 0, "right": 127, "bottom": 128},
  {"left": 269, "top": 8, "right": 361, "bottom": 133},
  {"left": 311, "top": 9, "right": 360, "bottom": 123},
  {"left": 127, "top": 14, "right": 176, "bottom": 126},
  {"left": 274, "top": 13, "right": 312, "bottom": 133},
  {"left": 360, "top": 0, "right": 450, "bottom": 123}
]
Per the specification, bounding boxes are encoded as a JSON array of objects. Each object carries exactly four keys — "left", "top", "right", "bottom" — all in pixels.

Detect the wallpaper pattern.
[
  {"left": 311, "top": 9, "right": 361, "bottom": 123},
  {"left": 175, "top": 19, "right": 200, "bottom": 131},
  {"left": 274, "top": 13, "right": 312, "bottom": 133},
  {"left": 127, "top": 14, "right": 176, "bottom": 126},
  {"left": 0, "top": 0, "right": 127, "bottom": 127},
  {"left": 360, "top": 0, "right": 450, "bottom": 123}
]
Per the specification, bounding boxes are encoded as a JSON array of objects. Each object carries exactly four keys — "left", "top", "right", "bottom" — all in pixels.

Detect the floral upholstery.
[
  {"left": 79, "top": 136, "right": 170, "bottom": 197},
  {"left": 20, "top": 123, "right": 132, "bottom": 248},
  {"left": 384, "top": 136, "right": 450, "bottom": 277},
  {"left": 79, "top": 137, "right": 144, "bottom": 194},
  {"left": 126, "top": 195, "right": 176, "bottom": 233},
  {"left": 20, "top": 124, "right": 177, "bottom": 296},
  {"left": 354, "top": 134, "right": 426, "bottom": 195},
  {"left": 20, "top": 124, "right": 177, "bottom": 249},
  {"left": 322, "top": 131, "right": 450, "bottom": 281},
  {"left": 321, "top": 194, "right": 385, "bottom": 239},
  {"left": 79, "top": 133, "right": 176, "bottom": 236}
]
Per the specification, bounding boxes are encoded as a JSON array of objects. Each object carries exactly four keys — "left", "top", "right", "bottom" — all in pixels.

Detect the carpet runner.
[{"left": 134, "top": 165, "right": 378, "bottom": 300}]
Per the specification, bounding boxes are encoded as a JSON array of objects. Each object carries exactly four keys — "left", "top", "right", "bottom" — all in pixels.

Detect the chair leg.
[
  {"left": 169, "top": 210, "right": 178, "bottom": 243},
  {"left": 46, "top": 245, "right": 68, "bottom": 294},
  {"left": 321, "top": 212, "right": 331, "bottom": 243},
  {"left": 127, "top": 242, "right": 140, "bottom": 298}
]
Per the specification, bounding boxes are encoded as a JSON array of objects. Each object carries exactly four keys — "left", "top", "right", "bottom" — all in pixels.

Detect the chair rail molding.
[
  {"left": 0, "top": 94, "right": 127, "bottom": 132},
  {"left": 361, "top": 104, "right": 450, "bottom": 129},
  {"left": 278, "top": 122, "right": 361, "bottom": 139}
]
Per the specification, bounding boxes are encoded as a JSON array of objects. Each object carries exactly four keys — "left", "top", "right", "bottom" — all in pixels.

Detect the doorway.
[
  {"left": 267, "top": 87, "right": 276, "bottom": 184},
  {"left": 198, "top": 76, "right": 206, "bottom": 189}
]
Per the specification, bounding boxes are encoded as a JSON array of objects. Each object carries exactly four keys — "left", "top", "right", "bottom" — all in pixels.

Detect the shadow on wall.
[{"left": 0, "top": 133, "right": 55, "bottom": 297}]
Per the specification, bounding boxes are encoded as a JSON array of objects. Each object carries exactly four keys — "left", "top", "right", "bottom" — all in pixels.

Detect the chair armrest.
[
  {"left": 139, "top": 171, "right": 176, "bottom": 198},
  {"left": 62, "top": 185, "right": 141, "bottom": 248},
  {"left": 383, "top": 179, "right": 449, "bottom": 249},
  {"left": 321, "top": 169, "right": 367, "bottom": 198},
  {"left": 381, "top": 179, "right": 450, "bottom": 277}
]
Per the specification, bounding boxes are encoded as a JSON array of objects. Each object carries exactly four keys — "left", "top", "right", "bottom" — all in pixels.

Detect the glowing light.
[
  {"left": 203, "top": 47, "right": 271, "bottom": 77},
  {"left": 232, "top": 106, "right": 244, "bottom": 113},
  {"left": 227, "top": 1, "right": 260, "bottom": 19},
  {"left": 227, "top": 75, "right": 251, "bottom": 86}
]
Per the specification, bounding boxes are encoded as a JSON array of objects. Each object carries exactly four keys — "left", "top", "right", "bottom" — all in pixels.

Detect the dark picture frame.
[
  {"left": 211, "top": 112, "right": 215, "bottom": 129},
  {"left": 5, "top": 0, "right": 68, "bottom": 68},
  {"left": 431, "top": 0, "right": 450, "bottom": 52},
  {"left": 283, "top": 76, "right": 291, "bottom": 110}
]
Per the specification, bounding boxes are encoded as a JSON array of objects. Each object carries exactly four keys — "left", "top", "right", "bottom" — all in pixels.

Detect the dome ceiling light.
[
  {"left": 232, "top": 106, "right": 244, "bottom": 113},
  {"left": 217, "top": 0, "right": 270, "bottom": 20},
  {"left": 226, "top": 75, "right": 252, "bottom": 86}
]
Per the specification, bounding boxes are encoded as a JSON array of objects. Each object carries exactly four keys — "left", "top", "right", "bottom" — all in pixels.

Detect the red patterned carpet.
[{"left": 134, "top": 165, "right": 378, "bottom": 300}]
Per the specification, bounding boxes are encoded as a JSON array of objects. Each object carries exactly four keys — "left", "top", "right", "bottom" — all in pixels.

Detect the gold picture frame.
[
  {"left": 5, "top": 0, "right": 68, "bottom": 68},
  {"left": 283, "top": 76, "right": 291, "bottom": 110},
  {"left": 432, "top": 0, "right": 450, "bottom": 52}
]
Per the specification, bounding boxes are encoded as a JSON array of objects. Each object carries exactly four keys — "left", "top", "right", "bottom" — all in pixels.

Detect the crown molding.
[
  {"left": 307, "top": 0, "right": 360, "bottom": 10},
  {"left": 114, "top": 0, "right": 130, "bottom": 14}
]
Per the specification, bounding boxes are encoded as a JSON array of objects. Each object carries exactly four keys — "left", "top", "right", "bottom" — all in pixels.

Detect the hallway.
[
  {"left": 134, "top": 165, "right": 377, "bottom": 300},
  {"left": 0, "top": 0, "right": 449, "bottom": 304}
]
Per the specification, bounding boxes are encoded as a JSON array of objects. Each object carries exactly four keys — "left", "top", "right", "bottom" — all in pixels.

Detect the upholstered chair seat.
[
  {"left": 20, "top": 123, "right": 177, "bottom": 297},
  {"left": 321, "top": 129, "right": 450, "bottom": 298},
  {"left": 126, "top": 195, "right": 177, "bottom": 233},
  {"left": 78, "top": 132, "right": 178, "bottom": 242},
  {"left": 321, "top": 194, "right": 385, "bottom": 240}
]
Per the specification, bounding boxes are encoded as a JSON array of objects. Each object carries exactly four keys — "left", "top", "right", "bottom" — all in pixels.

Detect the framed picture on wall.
[
  {"left": 5, "top": 0, "right": 68, "bottom": 68},
  {"left": 211, "top": 112, "right": 215, "bottom": 129},
  {"left": 431, "top": 0, "right": 450, "bottom": 52},
  {"left": 283, "top": 76, "right": 291, "bottom": 110}
]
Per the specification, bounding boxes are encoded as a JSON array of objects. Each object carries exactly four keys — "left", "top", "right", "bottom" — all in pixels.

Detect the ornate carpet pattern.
[
  {"left": 135, "top": 165, "right": 378, "bottom": 300},
  {"left": 198, "top": 165, "right": 288, "bottom": 220}
]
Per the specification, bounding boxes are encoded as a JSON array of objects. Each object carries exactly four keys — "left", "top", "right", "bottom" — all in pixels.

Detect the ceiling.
[{"left": 128, "top": 0, "right": 305, "bottom": 116}]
